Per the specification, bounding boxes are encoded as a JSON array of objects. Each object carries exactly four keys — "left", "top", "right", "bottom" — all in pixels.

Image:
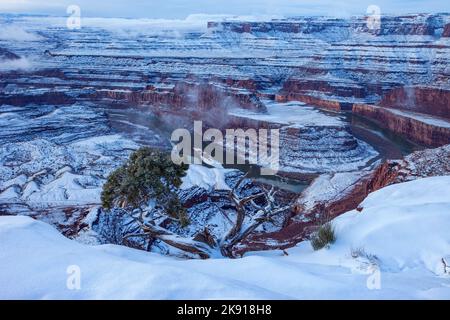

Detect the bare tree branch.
[
  {"left": 221, "top": 174, "right": 293, "bottom": 257},
  {"left": 125, "top": 208, "right": 211, "bottom": 259},
  {"left": 141, "top": 223, "right": 211, "bottom": 259}
]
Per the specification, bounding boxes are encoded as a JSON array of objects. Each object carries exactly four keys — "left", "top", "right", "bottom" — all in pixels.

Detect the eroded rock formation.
[
  {"left": 353, "top": 103, "right": 450, "bottom": 147},
  {"left": 379, "top": 86, "right": 450, "bottom": 120}
]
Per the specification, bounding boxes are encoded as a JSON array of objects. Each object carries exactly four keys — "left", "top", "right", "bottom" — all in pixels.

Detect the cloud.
[
  {"left": 0, "top": 0, "right": 62, "bottom": 12},
  {"left": 0, "top": 26, "right": 42, "bottom": 41},
  {"left": 0, "top": 57, "right": 32, "bottom": 71},
  {"left": 0, "top": 0, "right": 448, "bottom": 18}
]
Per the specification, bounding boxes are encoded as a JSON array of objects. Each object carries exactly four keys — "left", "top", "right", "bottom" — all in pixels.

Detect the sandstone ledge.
[{"left": 353, "top": 103, "right": 450, "bottom": 147}]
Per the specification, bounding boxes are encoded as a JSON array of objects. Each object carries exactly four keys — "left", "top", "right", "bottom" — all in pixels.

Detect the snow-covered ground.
[
  {"left": 1, "top": 176, "right": 449, "bottom": 299},
  {"left": 180, "top": 164, "right": 233, "bottom": 191},
  {"left": 229, "top": 100, "right": 344, "bottom": 127},
  {"left": 296, "top": 169, "right": 374, "bottom": 212}
]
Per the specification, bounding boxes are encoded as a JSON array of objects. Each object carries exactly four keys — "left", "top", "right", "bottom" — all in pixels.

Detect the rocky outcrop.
[
  {"left": 0, "top": 92, "right": 75, "bottom": 107},
  {"left": 178, "top": 187, "right": 209, "bottom": 208},
  {"left": 276, "top": 93, "right": 343, "bottom": 111},
  {"left": 0, "top": 48, "right": 20, "bottom": 61},
  {"left": 442, "top": 23, "right": 450, "bottom": 37},
  {"left": 379, "top": 86, "right": 450, "bottom": 120},
  {"left": 276, "top": 125, "right": 377, "bottom": 175},
  {"left": 281, "top": 79, "right": 366, "bottom": 98},
  {"left": 209, "top": 14, "right": 444, "bottom": 36},
  {"left": 92, "top": 81, "right": 266, "bottom": 114},
  {"left": 353, "top": 103, "right": 450, "bottom": 147},
  {"left": 396, "top": 144, "right": 450, "bottom": 181},
  {"left": 277, "top": 78, "right": 390, "bottom": 111},
  {"left": 234, "top": 143, "right": 450, "bottom": 255},
  {"left": 277, "top": 78, "right": 365, "bottom": 111},
  {"left": 309, "top": 162, "right": 400, "bottom": 216}
]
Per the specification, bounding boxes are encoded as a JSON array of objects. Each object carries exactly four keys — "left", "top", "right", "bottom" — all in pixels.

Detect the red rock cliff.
[
  {"left": 380, "top": 86, "right": 450, "bottom": 120},
  {"left": 353, "top": 103, "right": 450, "bottom": 147}
]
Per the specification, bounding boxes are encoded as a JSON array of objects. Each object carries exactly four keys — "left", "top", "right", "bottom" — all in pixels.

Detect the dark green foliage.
[
  {"left": 101, "top": 147, "right": 189, "bottom": 226},
  {"left": 311, "top": 222, "right": 336, "bottom": 250}
]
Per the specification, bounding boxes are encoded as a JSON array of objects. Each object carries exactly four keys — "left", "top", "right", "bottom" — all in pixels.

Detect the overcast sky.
[{"left": 0, "top": 0, "right": 449, "bottom": 19}]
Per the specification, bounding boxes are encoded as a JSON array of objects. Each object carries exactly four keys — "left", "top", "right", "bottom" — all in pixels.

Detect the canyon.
[{"left": 1, "top": 13, "right": 450, "bottom": 257}]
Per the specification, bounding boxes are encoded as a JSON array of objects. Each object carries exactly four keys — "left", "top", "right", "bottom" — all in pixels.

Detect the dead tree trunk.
[
  {"left": 130, "top": 210, "right": 212, "bottom": 259},
  {"left": 142, "top": 224, "right": 211, "bottom": 259},
  {"left": 221, "top": 173, "right": 292, "bottom": 257}
]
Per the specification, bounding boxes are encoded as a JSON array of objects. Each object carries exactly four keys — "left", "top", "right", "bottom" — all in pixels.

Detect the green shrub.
[
  {"left": 311, "top": 222, "right": 336, "bottom": 250},
  {"left": 101, "top": 147, "right": 189, "bottom": 225}
]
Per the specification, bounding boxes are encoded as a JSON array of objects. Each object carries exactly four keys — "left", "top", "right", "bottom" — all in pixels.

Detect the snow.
[
  {"left": 1, "top": 174, "right": 27, "bottom": 190},
  {"left": 365, "top": 104, "right": 450, "bottom": 129},
  {"left": 181, "top": 165, "right": 233, "bottom": 191},
  {"left": 1, "top": 176, "right": 449, "bottom": 299},
  {"left": 0, "top": 133, "right": 138, "bottom": 208},
  {"left": 385, "top": 107, "right": 450, "bottom": 129},
  {"left": 0, "top": 186, "right": 21, "bottom": 200},
  {"left": 229, "top": 100, "right": 345, "bottom": 127},
  {"left": 334, "top": 176, "right": 450, "bottom": 275},
  {"left": 24, "top": 171, "right": 101, "bottom": 207},
  {"left": 296, "top": 169, "right": 373, "bottom": 212}
]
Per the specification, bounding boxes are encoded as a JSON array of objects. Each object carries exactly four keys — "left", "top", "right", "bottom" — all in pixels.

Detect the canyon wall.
[
  {"left": 379, "top": 86, "right": 450, "bottom": 120},
  {"left": 276, "top": 92, "right": 345, "bottom": 111},
  {"left": 90, "top": 82, "right": 265, "bottom": 113},
  {"left": 209, "top": 15, "right": 443, "bottom": 36},
  {"left": 353, "top": 103, "right": 450, "bottom": 147}
]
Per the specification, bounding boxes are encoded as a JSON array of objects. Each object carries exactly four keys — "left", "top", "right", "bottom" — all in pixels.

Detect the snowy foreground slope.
[{"left": 1, "top": 176, "right": 450, "bottom": 299}]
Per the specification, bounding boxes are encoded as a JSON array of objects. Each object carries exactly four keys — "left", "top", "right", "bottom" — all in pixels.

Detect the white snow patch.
[
  {"left": 296, "top": 170, "right": 367, "bottom": 211},
  {"left": 1, "top": 174, "right": 28, "bottom": 190},
  {"left": 229, "top": 100, "right": 344, "bottom": 127},
  {"left": 24, "top": 171, "right": 101, "bottom": 207},
  {"left": 181, "top": 165, "right": 233, "bottom": 191},
  {"left": 0, "top": 186, "right": 20, "bottom": 200}
]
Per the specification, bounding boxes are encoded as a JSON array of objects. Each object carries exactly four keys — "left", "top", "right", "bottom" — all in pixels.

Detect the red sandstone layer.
[
  {"left": 379, "top": 86, "right": 450, "bottom": 120},
  {"left": 353, "top": 103, "right": 450, "bottom": 147}
]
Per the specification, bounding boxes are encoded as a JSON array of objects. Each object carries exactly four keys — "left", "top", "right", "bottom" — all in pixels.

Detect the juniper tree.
[{"left": 101, "top": 147, "right": 189, "bottom": 226}]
